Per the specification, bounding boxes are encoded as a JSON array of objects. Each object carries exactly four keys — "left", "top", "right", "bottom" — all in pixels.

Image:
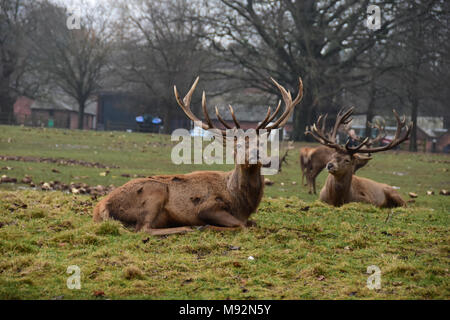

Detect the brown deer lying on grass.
[
  {"left": 300, "top": 119, "right": 385, "bottom": 194},
  {"left": 93, "top": 76, "right": 303, "bottom": 235},
  {"left": 306, "top": 108, "right": 411, "bottom": 208}
]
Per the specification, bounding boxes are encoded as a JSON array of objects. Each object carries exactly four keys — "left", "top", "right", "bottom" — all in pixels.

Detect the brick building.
[{"left": 14, "top": 95, "right": 96, "bottom": 129}]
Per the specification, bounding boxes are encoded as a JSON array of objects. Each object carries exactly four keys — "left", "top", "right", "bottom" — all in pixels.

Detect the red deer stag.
[
  {"left": 93, "top": 76, "right": 303, "bottom": 235},
  {"left": 306, "top": 108, "right": 411, "bottom": 207},
  {"left": 301, "top": 116, "right": 384, "bottom": 194}
]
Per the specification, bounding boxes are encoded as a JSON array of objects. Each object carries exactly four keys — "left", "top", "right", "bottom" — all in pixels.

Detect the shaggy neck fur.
[
  {"left": 325, "top": 169, "right": 353, "bottom": 206},
  {"left": 227, "top": 163, "right": 264, "bottom": 221}
]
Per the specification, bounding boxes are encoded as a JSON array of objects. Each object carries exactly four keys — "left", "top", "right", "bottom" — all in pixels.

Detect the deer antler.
[
  {"left": 174, "top": 76, "right": 303, "bottom": 135},
  {"left": 343, "top": 119, "right": 386, "bottom": 147},
  {"left": 354, "top": 110, "right": 412, "bottom": 154},
  {"left": 305, "top": 107, "right": 354, "bottom": 152},
  {"left": 265, "top": 77, "right": 303, "bottom": 130},
  {"left": 174, "top": 77, "right": 225, "bottom": 134},
  {"left": 307, "top": 108, "right": 412, "bottom": 155},
  {"left": 365, "top": 121, "right": 386, "bottom": 146}
]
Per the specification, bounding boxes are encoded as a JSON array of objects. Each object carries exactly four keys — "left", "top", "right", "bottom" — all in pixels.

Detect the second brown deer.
[
  {"left": 300, "top": 118, "right": 384, "bottom": 194},
  {"left": 306, "top": 108, "right": 411, "bottom": 208}
]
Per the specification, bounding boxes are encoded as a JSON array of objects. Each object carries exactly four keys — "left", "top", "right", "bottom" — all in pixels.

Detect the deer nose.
[{"left": 327, "top": 163, "right": 334, "bottom": 170}]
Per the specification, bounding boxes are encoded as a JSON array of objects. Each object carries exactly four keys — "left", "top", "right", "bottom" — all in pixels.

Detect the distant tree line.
[{"left": 0, "top": 0, "right": 448, "bottom": 150}]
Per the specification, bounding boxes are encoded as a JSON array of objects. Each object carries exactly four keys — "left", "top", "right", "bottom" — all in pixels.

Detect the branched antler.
[
  {"left": 343, "top": 120, "right": 386, "bottom": 147},
  {"left": 174, "top": 76, "right": 303, "bottom": 136},
  {"left": 306, "top": 108, "right": 412, "bottom": 155},
  {"left": 305, "top": 107, "right": 354, "bottom": 151},
  {"left": 357, "top": 110, "right": 412, "bottom": 154}
]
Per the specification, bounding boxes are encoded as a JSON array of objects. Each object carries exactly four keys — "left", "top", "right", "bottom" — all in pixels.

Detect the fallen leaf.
[
  {"left": 0, "top": 175, "right": 17, "bottom": 183},
  {"left": 93, "top": 290, "right": 105, "bottom": 297},
  {"left": 41, "top": 182, "right": 52, "bottom": 190},
  {"left": 317, "top": 275, "right": 326, "bottom": 281},
  {"left": 408, "top": 192, "right": 418, "bottom": 198}
]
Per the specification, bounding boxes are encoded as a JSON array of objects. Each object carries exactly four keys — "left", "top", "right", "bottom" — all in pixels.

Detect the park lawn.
[{"left": 0, "top": 125, "right": 449, "bottom": 299}]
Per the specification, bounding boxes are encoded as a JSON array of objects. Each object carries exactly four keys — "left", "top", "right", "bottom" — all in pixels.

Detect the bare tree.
[
  {"left": 203, "top": 0, "right": 436, "bottom": 140},
  {"left": 112, "top": 0, "right": 216, "bottom": 133},
  {"left": 385, "top": 0, "right": 447, "bottom": 151},
  {"left": 0, "top": 0, "right": 41, "bottom": 123},
  {"left": 30, "top": 1, "right": 111, "bottom": 129}
]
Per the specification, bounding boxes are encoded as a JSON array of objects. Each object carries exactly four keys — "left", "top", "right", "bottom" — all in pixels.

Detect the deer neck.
[
  {"left": 227, "top": 163, "right": 264, "bottom": 220},
  {"left": 326, "top": 169, "right": 353, "bottom": 206}
]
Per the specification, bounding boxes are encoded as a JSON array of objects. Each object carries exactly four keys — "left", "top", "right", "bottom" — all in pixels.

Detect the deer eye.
[{"left": 345, "top": 159, "right": 350, "bottom": 163}]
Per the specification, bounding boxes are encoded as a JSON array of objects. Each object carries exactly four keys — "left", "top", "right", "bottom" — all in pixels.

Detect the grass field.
[{"left": 0, "top": 125, "right": 449, "bottom": 299}]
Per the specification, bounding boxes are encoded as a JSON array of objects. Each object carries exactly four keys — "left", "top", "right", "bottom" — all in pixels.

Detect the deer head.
[
  {"left": 174, "top": 76, "right": 303, "bottom": 167},
  {"left": 306, "top": 108, "right": 412, "bottom": 178}
]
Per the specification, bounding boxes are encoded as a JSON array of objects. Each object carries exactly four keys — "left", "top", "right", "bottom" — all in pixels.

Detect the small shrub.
[
  {"left": 30, "top": 209, "right": 46, "bottom": 219},
  {"left": 96, "top": 221, "right": 120, "bottom": 236},
  {"left": 123, "top": 266, "right": 143, "bottom": 280}
]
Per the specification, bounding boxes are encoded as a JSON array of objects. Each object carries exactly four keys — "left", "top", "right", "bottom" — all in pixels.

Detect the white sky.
[{"left": 49, "top": 0, "right": 105, "bottom": 9}]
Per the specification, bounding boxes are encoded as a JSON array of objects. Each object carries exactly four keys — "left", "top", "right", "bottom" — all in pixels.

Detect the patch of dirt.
[{"left": 0, "top": 155, "right": 119, "bottom": 169}]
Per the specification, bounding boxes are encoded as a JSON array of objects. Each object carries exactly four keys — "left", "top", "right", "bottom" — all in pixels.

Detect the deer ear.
[{"left": 354, "top": 154, "right": 372, "bottom": 161}]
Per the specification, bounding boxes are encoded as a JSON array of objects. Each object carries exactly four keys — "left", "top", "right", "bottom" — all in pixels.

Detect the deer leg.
[
  {"left": 202, "top": 225, "right": 242, "bottom": 232},
  {"left": 143, "top": 226, "right": 196, "bottom": 236},
  {"left": 246, "top": 220, "right": 257, "bottom": 227},
  {"left": 312, "top": 175, "right": 317, "bottom": 194},
  {"left": 137, "top": 185, "right": 196, "bottom": 236},
  {"left": 384, "top": 189, "right": 407, "bottom": 208},
  {"left": 307, "top": 174, "right": 313, "bottom": 194},
  {"left": 198, "top": 209, "right": 246, "bottom": 228}
]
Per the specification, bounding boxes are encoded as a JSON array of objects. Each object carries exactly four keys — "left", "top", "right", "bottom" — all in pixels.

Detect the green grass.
[{"left": 0, "top": 125, "right": 449, "bottom": 299}]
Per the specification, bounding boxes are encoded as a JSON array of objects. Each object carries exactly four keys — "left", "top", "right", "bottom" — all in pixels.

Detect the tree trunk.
[
  {"left": 0, "top": 77, "right": 14, "bottom": 125},
  {"left": 409, "top": 64, "right": 419, "bottom": 152},
  {"left": 291, "top": 92, "right": 314, "bottom": 141},
  {"left": 365, "top": 82, "right": 376, "bottom": 138},
  {"left": 409, "top": 92, "right": 418, "bottom": 152},
  {"left": 163, "top": 97, "right": 172, "bottom": 134},
  {"left": 0, "top": 95, "right": 14, "bottom": 125},
  {"left": 78, "top": 101, "right": 85, "bottom": 130}
]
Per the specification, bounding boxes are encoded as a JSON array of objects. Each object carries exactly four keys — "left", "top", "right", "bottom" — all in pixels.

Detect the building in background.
[
  {"left": 13, "top": 94, "right": 96, "bottom": 129},
  {"left": 348, "top": 114, "right": 449, "bottom": 153}
]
